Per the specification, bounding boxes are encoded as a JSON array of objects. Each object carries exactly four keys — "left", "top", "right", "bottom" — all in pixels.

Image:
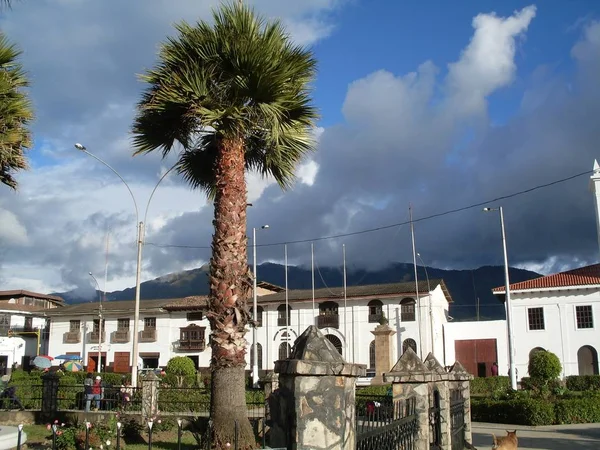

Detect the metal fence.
[
  {"left": 450, "top": 390, "right": 465, "bottom": 450},
  {"left": 356, "top": 395, "right": 418, "bottom": 450}
]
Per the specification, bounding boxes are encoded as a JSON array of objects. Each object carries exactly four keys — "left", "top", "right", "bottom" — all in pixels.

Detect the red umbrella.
[{"left": 37, "top": 355, "right": 53, "bottom": 360}]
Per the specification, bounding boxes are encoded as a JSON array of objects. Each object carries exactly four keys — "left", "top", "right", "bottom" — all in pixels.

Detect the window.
[
  {"left": 325, "top": 334, "right": 343, "bottom": 355},
  {"left": 576, "top": 305, "right": 594, "bottom": 329},
  {"left": 400, "top": 298, "right": 416, "bottom": 322},
  {"left": 254, "top": 306, "right": 264, "bottom": 327},
  {"left": 369, "top": 341, "right": 376, "bottom": 370},
  {"left": 117, "top": 319, "right": 130, "bottom": 331},
  {"left": 527, "top": 307, "right": 545, "bottom": 330},
  {"left": 319, "top": 301, "right": 339, "bottom": 316},
  {"left": 144, "top": 317, "right": 156, "bottom": 328},
  {"left": 402, "top": 338, "right": 417, "bottom": 354},
  {"left": 92, "top": 319, "right": 104, "bottom": 332},
  {"left": 278, "top": 342, "right": 292, "bottom": 360},
  {"left": 179, "top": 325, "right": 206, "bottom": 350},
  {"left": 250, "top": 343, "right": 263, "bottom": 369},
  {"left": 0, "top": 314, "right": 9, "bottom": 336},
  {"left": 368, "top": 300, "right": 383, "bottom": 323},
  {"left": 277, "top": 304, "right": 291, "bottom": 327},
  {"left": 187, "top": 312, "right": 203, "bottom": 321},
  {"left": 69, "top": 320, "right": 80, "bottom": 332},
  {"left": 24, "top": 317, "right": 33, "bottom": 331}
]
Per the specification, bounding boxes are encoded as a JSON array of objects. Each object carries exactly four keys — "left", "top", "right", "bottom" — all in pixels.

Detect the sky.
[{"left": 1, "top": 0, "right": 600, "bottom": 296}]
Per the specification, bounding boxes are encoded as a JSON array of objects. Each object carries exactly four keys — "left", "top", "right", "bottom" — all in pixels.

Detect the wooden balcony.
[
  {"left": 63, "top": 331, "right": 81, "bottom": 344},
  {"left": 368, "top": 313, "right": 383, "bottom": 323},
  {"left": 317, "top": 314, "right": 339, "bottom": 329},
  {"left": 176, "top": 339, "right": 206, "bottom": 352},
  {"left": 277, "top": 317, "right": 289, "bottom": 327},
  {"left": 88, "top": 331, "right": 105, "bottom": 343},
  {"left": 140, "top": 328, "right": 157, "bottom": 343},
  {"left": 112, "top": 330, "right": 130, "bottom": 343}
]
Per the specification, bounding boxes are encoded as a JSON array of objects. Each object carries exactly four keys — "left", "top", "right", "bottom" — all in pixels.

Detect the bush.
[
  {"left": 470, "top": 377, "right": 511, "bottom": 397},
  {"left": 471, "top": 397, "right": 555, "bottom": 426},
  {"left": 555, "top": 395, "right": 600, "bottom": 424},
  {"left": 166, "top": 357, "right": 196, "bottom": 387},
  {"left": 356, "top": 385, "right": 392, "bottom": 397},
  {"left": 565, "top": 375, "right": 600, "bottom": 391},
  {"left": 528, "top": 350, "right": 561, "bottom": 382}
]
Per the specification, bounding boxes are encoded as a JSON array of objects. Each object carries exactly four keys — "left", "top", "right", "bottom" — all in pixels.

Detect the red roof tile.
[{"left": 492, "top": 263, "right": 600, "bottom": 293}]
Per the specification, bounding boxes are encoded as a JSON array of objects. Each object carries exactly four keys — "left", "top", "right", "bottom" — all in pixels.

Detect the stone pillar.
[
  {"left": 370, "top": 323, "right": 396, "bottom": 385},
  {"left": 141, "top": 371, "right": 160, "bottom": 420},
  {"left": 384, "top": 348, "right": 433, "bottom": 450},
  {"left": 449, "top": 361, "right": 474, "bottom": 445},
  {"left": 424, "top": 353, "right": 451, "bottom": 450},
  {"left": 41, "top": 372, "right": 60, "bottom": 419},
  {"left": 273, "top": 326, "right": 366, "bottom": 450},
  {"left": 263, "top": 371, "right": 279, "bottom": 399}
]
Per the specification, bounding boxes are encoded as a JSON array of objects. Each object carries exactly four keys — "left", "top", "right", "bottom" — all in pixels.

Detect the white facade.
[
  {"left": 0, "top": 309, "right": 50, "bottom": 371},
  {"left": 46, "top": 281, "right": 452, "bottom": 374}
]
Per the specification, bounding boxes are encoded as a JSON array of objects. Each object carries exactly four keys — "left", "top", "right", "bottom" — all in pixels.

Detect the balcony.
[
  {"left": 112, "top": 330, "right": 130, "bottom": 343},
  {"left": 88, "top": 331, "right": 105, "bottom": 343},
  {"left": 10, "top": 325, "right": 36, "bottom": 333},
  {"left": 140, "top": 328, "right": 157, "bottom": 343},
  {"left": 317, "top": 314, "right": 339, "bottom": 329},
  {"left": 368, "top": 313, "right": 383, "bottom": 324},
  {"left": 176, "top": 339, "right": 206, "bottom": 352},
  {"left": 277, "top": 317, "right": 290, "bottom": 327},
  {"left": 63, "top": 331, "right": 81, "bottom": 344}
]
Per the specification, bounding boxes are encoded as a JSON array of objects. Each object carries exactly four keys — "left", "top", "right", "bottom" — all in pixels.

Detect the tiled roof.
[
  {"left": 44, "top": 298, "right": 176, "bottom": 316},
  {"left": 257, "top": 281, "right": 285, "bottom": 293},
  {"left": 0, "top": 290, "right": 64, "bottom": 304},
  {"left": 492, "top": 263, "right": 600, "bottom": 293},
  {"left": 0, "top": 304, "right": 48, "bottom": 313},
  {"left": 163, "top": 296, "right": 208, "bottom": 311},
  {"left": 258, "top": 279, "right": 451, "bottom": 303}
]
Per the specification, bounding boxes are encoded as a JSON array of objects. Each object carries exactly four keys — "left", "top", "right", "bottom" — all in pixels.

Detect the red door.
[
  {"left": 455, "top": 339, "right": 498, "bottom": 377},
  {"left": 113, "top": 352, "right": 131, "bottom": 373}
]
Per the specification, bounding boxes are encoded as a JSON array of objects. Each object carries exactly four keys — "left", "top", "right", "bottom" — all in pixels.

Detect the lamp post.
[
  {"left": 416, "top": 253, "right": 435, "bottom": 357},
  {"left": 252, "top": 224, "right": 269, "bottom": 387},
  {"left": 484, "top": 206, "right": 517, "bottom": 390},
  {"left": 75, "top": 143, "right": 176, "bottom": 387},
  {"left": 88, "top": 272, "right": 103, "bottom": 373}
]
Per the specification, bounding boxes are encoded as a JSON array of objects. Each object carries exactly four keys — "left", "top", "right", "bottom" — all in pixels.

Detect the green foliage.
[
  {"left": 470, "top": 376, "right": 511, "bottom": 397},
  {"left": 471, "top": 396, "right": 555, "bottom": 426},
  {"left": 356, "top": 385, "right": 392, "bottom": 396},
  {"left": 49, "top": 418, "right": 119, "bottom": 450},
  {"left": 528, "top": 350, "right": 562, "bottom": 382},
  {"left": 565, "top": 375, "right": 600, "bottom": 391},
  {"left": 554, "top": 394, "right": 600, "bottom": 424},
  {"left": 166, "top": 357, "right": 196, "bottom": 378}
]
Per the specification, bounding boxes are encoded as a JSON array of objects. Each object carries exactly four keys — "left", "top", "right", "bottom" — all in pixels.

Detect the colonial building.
[{"left": 45, "top": 280, "right": 453, "bottom": 375}]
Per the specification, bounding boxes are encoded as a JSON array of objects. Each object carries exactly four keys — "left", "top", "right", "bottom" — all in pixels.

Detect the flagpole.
[
  {"left": 410, "top": 204, "right": 423, "bottom": 359},
  {"left": 285, "top": 244, "right": 289, "bottom": 357},
  {"left": 311, "top": 243, "right": 316, "bottom": 325},
  {"left": 343, "top": 244, "right": 348, "bottom": 357}
]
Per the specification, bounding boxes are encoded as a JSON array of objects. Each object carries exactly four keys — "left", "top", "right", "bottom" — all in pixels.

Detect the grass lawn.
[{"left": 22, "top": 424, "right": 200, "bottom": 450}]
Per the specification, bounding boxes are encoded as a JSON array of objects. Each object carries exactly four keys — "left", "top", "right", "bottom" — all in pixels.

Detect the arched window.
[
  {"left": 400, "top": 298, "right": 416, "bottom": 322},
  {"left": 278, "top": 342, "right": 292, "bottom": 360},
  {"left": 254, "top": 306, "right": 264, "bottom": 327},
  {"left": 369, "top": 341, "right": 376, "bottom": 370},
  {"left": 325, "top": 334, "right": 343, "bottom": 355},
  {"left": 402, "top": 338, "right": 417, "bottom": 354},
  {"left": 277, "top": 304, "right": 292, "bottom": 327},
  {"left": 318, "top": 301, "right": 340, "bottom": 329},
  {"left": 577, "top": 345, "right": 599, "bottom": 376},
  {"left": 250, "top": 343, "right": 263, "bottom": 369},
  {"left": 368, "top": 300, "right": 383, "bottom": 323}
]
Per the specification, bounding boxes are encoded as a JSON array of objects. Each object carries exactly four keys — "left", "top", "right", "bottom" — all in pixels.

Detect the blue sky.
[{"left": 2, "top": 0, "right": 600, "bottom": 294}]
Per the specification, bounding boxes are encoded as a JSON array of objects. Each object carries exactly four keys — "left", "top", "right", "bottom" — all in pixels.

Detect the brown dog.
[{"left": 492, "top": 430, "right": 518, "bottom": 450}]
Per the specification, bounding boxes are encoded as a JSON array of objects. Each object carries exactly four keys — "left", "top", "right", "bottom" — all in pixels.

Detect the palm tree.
[
  {"left": 0, "top": 32, "right": 33, "bottom": 190},
  {"left": 132, "top": 3, "right": 318, "bottom": 447}
]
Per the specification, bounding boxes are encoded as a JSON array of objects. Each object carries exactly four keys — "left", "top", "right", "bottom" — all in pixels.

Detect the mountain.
[{"left": 54, "top": 263, "right": 542, "bottom": 321}]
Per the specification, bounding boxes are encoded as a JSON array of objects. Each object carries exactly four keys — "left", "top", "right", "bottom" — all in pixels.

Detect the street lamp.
[
  {"left": 252, "top": 224, "right": 269, "bottom": 387},
  {"left": 75, "top": 143, "right": 177, "bottom": 387},
  {"left": 88, "top": 272, "right": 103, "bottom": 373},
  {"left": 416, "top": 253, "right": 435, "bottom": 358},
  {"left": 484, "top": 206, "right": 517, "bottom": 390}
]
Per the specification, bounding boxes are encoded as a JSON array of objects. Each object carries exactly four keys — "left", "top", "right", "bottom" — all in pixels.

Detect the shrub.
[
  {"left": 166, "top": 357, "right": 196, "bottom": 387},
  {"left": 565, "top": 375, "right": 600, "bottom": 392},
  {"left": 471, "top": 397, "right": 555, "bottom": 426},
  {"left": 356, "top": 385, "right": 391, "bottom": 396},
  {"left": 470, "top": 376, "right": 511, "bottom": 397},
  {"left": 554, "top": 395, "right": 600, "bottom": 424},
  {"left": 528, "top": 350, "right": 561, "bottom": 383}
]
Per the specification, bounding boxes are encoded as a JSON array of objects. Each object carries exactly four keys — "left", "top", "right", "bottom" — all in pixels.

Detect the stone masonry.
[
  {"left": 272, "top": 325, "right": 366, "bottom": 450},
  {"left": 370, "top": 323, "right": 396, "bottom": 385}
]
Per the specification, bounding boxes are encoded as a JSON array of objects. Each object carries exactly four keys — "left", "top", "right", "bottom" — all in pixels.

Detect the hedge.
[
  {"left": 472, "top": 393, "right": 600, "bottom": 425},
  {"left": 470, "top": 376, "right": 511, "bottom": 396},
  {"left": 565, "top": 375, "right": 600, "bottom": 392}
]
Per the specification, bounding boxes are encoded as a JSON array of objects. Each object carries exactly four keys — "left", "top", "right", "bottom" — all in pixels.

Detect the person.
[
  {"left": 0, "top": 386, "right": 24, "bottom": 411},
  {"left": 120, "top": 379, "right": 132, "bottom": 409},
  {"left": 91, "top": 375, "right": 104, "bottom": 411},
  {"left": 84, "top": 373, "right": 94, "bottom": 412},
  {"left": 491, "top": 362, "right": 499, "bottom": 376}
]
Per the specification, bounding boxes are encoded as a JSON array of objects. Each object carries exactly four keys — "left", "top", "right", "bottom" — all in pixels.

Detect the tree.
[
  {"left": 165, "top": 356, "right": 196, "bottom": 387},
  {"left": 528, "top": 350, "right": 562, "bottom": 383},
  {"left": 0, "top": 32, "right": 33, "bottom": 190},
  {"left": 132, "top": 3, "right": 318, "bottom": 446}
]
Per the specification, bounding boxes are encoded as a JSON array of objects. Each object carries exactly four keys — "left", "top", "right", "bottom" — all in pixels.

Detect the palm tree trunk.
[{"left": 208, "top": 136, "right": 255, "bottom": 448}]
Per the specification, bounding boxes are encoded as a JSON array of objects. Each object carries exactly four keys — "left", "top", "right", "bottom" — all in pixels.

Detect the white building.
[{"left": 46, "top": 280, "right": 453, "bottom": 374}]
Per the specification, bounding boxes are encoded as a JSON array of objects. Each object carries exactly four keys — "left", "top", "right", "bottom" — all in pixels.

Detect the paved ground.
[{"left": 472, "top": 422, "right": 600, "bottom": 450}]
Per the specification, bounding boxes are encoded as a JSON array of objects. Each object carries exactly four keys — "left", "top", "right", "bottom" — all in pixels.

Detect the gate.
[
  {"left": 356, "top": 395, "right": 418, "bottom": 450},
  {"left": 450, "top": 389, "right": 465, "bottom": 450},
  {"left": 429, "top": 389, "right": 441, "bottom": 449}
]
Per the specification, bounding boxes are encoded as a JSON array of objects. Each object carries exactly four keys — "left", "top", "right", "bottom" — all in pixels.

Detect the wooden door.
[
  {"left": 455, "top": 339, "right": 498, "bottom": 377},
  {"left": 113, "top": 352, "right": 131, "bottom": 373}
]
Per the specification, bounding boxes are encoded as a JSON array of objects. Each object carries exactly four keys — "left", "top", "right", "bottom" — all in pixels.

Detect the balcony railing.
[
  {"left": 277, "top": 317, "right": 290, "bottom": 327},
  {"left": 63, "top": 331, "right": 81, "bottom": 344},
  {"left": 10, "top": 325, "right": 37, "bottom": 333},
  {"left": 112, "top": 330, "right": 130, "bottom": 343},
  {"left": 88, "top": 331, "right": 105, "bottom": 343},
  {"left": 176, "top": 339, "right": 206, "bottom": 351},
  {"left": 317, "top": 314, "right": 339, "bottom": 329},
  {"left": 368, "top": 313, "right": 383, "bottom": 323},
  {"left": 140, "top": 328, "right": 157, "bottom": 342}
]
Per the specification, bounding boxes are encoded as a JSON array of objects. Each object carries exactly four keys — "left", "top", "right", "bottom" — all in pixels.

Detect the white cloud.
[{"left": 0, "top": 208, "right": 28, "bottom": 245}]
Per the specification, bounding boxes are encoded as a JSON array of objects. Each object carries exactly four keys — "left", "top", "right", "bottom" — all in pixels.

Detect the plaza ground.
[{"left": 472, "top": 422, "right": 600, "bottom": 449}]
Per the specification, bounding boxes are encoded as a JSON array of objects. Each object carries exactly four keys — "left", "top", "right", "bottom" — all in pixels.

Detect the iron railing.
[
  {"left": 317, "top": 314, "right": 340, "bottom": 329},
  {"left": 63, "top": 331, "right": 81, "bottom": 343},
  {"left": 450, "top": 390, "right": 465, "bottom": 450},
  {"left": 140, "top": 328, "right": 157, "bottom": 342},
  {"left": 356, "top": 395, "right": 418, "bottom": 450}
]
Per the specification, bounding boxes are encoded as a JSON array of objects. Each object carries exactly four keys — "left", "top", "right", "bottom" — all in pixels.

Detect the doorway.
[
  {"left": 577, "top": 345, "right": 599, "bottom": 375},
  {"left": 87, "top": 353, "right": 107, "bottom": 373}
]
